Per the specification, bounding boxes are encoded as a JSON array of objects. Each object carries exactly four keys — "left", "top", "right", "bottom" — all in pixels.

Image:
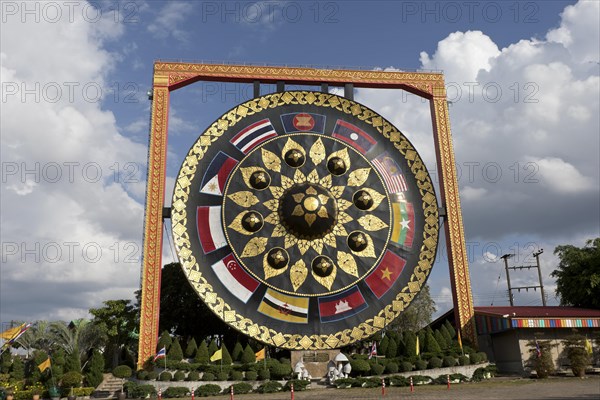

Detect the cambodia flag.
[
  {"left": 280, "top": 113, "right": 326, "bottom": 134},
  {"left": 365, "top": 250, "right": 406, "bottom": 299},
  {"left": 318, "top": 286, "right": 368, "bottom": 323},
  {"left": 211, "top": 253, "right": 259, "bottom": 304},
  {"left": 196, "top": 206, "right": 226, "bottom": 254},
  {"left": 199, "top": 151, "right": 238, "bottom": 196},
  {"left": 230, "top": 119, "right": 277, "bottom": 154},
  {"left": 332, "top": 119, "right": 377, "bottom": 154}
]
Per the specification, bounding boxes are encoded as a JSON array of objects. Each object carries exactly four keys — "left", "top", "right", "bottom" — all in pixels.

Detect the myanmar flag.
[
  {"left": 391, "top": 201, "right": 414, "bottom": 249},
  {"left": 365, "top": 250, "right": 406, "bottom": 299}
]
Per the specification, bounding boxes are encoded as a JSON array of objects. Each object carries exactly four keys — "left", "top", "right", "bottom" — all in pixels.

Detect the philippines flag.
[
  {"left": 153, "top": 347, "right": 166, "bottom": 362},
  {"left": 372, "top": 152, "right": 408, "bottom": 193},
  {"left": 196, "top": 206, "right": 226, "bottom": 254},
  {"left": 230, "top": 119, "right": 277, "bottom": 154},
  {"left": 318, "top": 286, "right": 368, "bottom": 323},
  {"left": 365, "top": 250, "right": 406, "bottom": 299},
  {"left": 211, "top": 253, "right": 259, "bottom": 304},
  {"left": 280, "top": 113, "right": 326, "bottom": 134},
  {"left": 332, "top": 119, "right": 377, "bottom": 154},
  {"left": 199, "top": 152, "right": 238, "bottom": 196}
]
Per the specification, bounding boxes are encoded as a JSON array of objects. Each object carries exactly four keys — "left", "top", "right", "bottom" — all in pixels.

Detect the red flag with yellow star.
[{"left": 365, "top": 250, "right": 406, "bottom": 298}]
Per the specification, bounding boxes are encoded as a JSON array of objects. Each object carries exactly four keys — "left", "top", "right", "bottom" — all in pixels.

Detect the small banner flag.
[
  {"left": 258, "top": 289, "right": 309, "bottom": 324},
  {"left": 6, "top": 323, "right": 31, "bottom": 345},
  {"left": 211, "top": 253, "right": 260, "bottom": 304},
  {"left": 210, "top": 349, "right": 222, "bottom": 362},
  {"left": 199, "top": 151, "right": 238, "bottom": 196},
  {"left": 535, "top": 339, "right": 541, "bottom": 358},
  {"left": 153, "top": 347, "right": 166, "bottom": 362},
  {"left": 368, "top": 342, "right": 377, "bottom": 359},
  {"left": 585, "top": 338, "right": 593, "bottom": 355},
  {"left": 416, "top": 336, "right": 420, "bottom": 356},
  {"left": 281, "top": 113, "right": 326, "bottom": 134},
  {"left": 457, "top": 330, "right": 463, "bottom": 351},
  {"left": 196, "top": 206, "right": 227, "bottom": 254},
  {"left": 1, "top": 324, "right": 25, "bottom": 340},
  {"left": 38, "top": 358, "right": 51, "bottom": 372},
  {"left": 230, "top": 119, "right": 277, "bottom": 154},
  {"left": 255, "top": 348, "right": 266, "bottom": 362},
  {"left": 332, "top": 119, "right": 377, "bottom": 154},
  {"left": 365, "top": 250, "right": 406, "bottom": 299}
]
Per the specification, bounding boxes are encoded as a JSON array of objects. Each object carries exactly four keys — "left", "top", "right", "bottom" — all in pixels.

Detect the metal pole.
[
  {"left": 534, "top": 249, "right": 546, "bottom": 306},
  {"left": 501, "top": 254, "right": 514, "bottom": 306}
]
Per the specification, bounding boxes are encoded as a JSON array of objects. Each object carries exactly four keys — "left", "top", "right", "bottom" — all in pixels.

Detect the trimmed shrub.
[
  {"left": 216, "top": 371, "right": 228, "bottom": 381},
  {"left": 349, "top": 359, "right": 370, "bottom": 376},
  {"left": 232, "top": 342, "right": 244, "bottom": 362},
  {"left": 207, "top": 340, "right": 218, "bottom": 358},
  {"left": 201, "top": 372, "right": 215, "bottom": 381},
  {"left": 428, "top": 357, "right": 442, "bottom": 369},
  {"left": 244, "top": 371, "right": 257, "bottom": 381},
  {"left": 159, "top": 371, "right": 172, "bottom": 381},
  {"left": 256, "top": 381, "right": 282, "bottom": 393},
  {"left": 221, "top": 346, "right": 233, "bottom": 365},
  {"left": 230, "top": 382, "right": 252, "bottom": 394},
  {"left": 442, "top": 356, "right": 456, "bottom": 368},
  {"left": 128, "top": 383, "right": 156, "bottom": 398},
  {"left": 163, "top": 387, "right": 189, "bottom": 398},
  {"left": 229, "top": 370, "right": 243, "bottom": 381},
  {"left": 399, "top": 361, "right": 413, "bottom": 372},
  {"left": 195, "top": 384, "right": 221, "bottom": 397},
  {"left": 173, "top": 371, "right": 186, "bottom": 381},
  {"left": 136, "top": 370, "right": 148, "bottom": 380},
  {"left": 185, "top": 338, "right": 198, "bottom": 359},
  {"left": 458, "top": 355, "right": 470, "bottom": 366},
  {"left": 385, "top": 338, "right": 397, "bottom": 359},
  {"left": 257, "top": 368, "right": 270, "bottom": 381},
  {"left": 240, "top": 345, "right": 255, "bottom": 364},
  {"left": 385, "top": 362, "right": 398, "bottom": 374},
  {"left": 477, "top": 352, "right": 488, "bottom": 362},
  {"left": 370, "top": 363, "right": 384, "bottom": 376},
  {"left": 356, "top": 377, "right": 381, "bottom": 388},
  {"left": 60, "top": 371, "right": 82, "bottom": 388},
  {"left": 157, "top": 331, "right": 172, "bottom": 351},
  {"left": 283, "top": 379, "right": 310, "bottom": 391},
  {"left": 410, "top": 375, "right": 432, "bottom": 385},
  {"left": 414, "top": 360, "right": 427, "bottom": 371},
  {"left": 71, "top": 387, "right": 94, "bottom": 396},
  {"left": 388, "top": 375, "right": 409, "bottom": 387},
  {"left": 195, "top": 341, "right": 209, "bottom": 364},
  {"left": 84, "top": 349, "right": 104, "bottom": 388},
  {"left": 187, "top": 370, "right": 200, "bottom": 381},
  {"left": 112, "top": 365, "right": 133, "bottom": 379},
  {"left": 168, "top": 339, "right": 184, "bottom": 361},
  {"left": 147, "top": 371, "right": 158, "bottom": 380},
  {"left": 269, "top": 361, "right": 292, "bottom": 379}
]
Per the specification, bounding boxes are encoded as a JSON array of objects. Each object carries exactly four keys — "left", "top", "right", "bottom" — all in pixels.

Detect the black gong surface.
[{"left": 172, "top": 91, "right": 439, "bottom": 350}]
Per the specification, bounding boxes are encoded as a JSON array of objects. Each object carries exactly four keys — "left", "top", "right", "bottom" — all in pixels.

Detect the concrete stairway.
[{"left": 92, "top": 374, "right": 125, "bottom": 399}]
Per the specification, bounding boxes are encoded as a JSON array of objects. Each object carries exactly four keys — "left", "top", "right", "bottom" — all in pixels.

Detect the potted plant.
[
  {"left": 30, "top": 384, "right": 44, "bottom": 400},
  {"left": 67, "top": 387, "right": 76, "bottom": 400},
  {"left": 563, "top": 335, "right": 591, "bottom": 378},
  {"left": 48, "top": 386, "right": 60, "bottom": 400}
]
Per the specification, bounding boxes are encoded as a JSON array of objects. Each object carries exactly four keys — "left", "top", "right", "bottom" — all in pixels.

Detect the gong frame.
[{"left": 137, "top": 62, "right": 475, "bottom": 369}]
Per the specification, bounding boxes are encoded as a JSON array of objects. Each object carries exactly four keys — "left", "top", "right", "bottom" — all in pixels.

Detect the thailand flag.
[
  {"left": 199, "top": 152, "right": 238, "bottom": 196},
  {"left": 196, "top": 206, "right": 226, "bottom": 254},
  {"left": 153, "top": 347, "right": 166, "bottom": 362},
  {"left": 332, "top": 119, "right": 377, "bottom": 154},
  {"left": 211, "top": 253, "right": 259, "bottom": 303},
  {"left": 369, "top": 342, "right": 377, "bottom": 359},
  {"left": 230, "top": 119, "right": 277, "bottom": 154}
]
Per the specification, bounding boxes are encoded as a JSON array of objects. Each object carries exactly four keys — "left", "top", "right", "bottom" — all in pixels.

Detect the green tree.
[
  {"left": 0, "top": 350, "right": 11, "bottom": 374},
  {"left": 241, "top": 344, "right": 255, "bottom": 364},
  {"left": 51, "top": 347, "right": 66, "bottom": 383},
  {"left": 168, "top": 338, "right": 183, "bottom": 361},
  {"left": 425, "top": 330, "right": 441, "bottom": 353},
  {"left": 440, "top": 324, "right": 452, "bottom": 345},
  {"left": 385, "top": 338, "right": 397, "bottom": 359},
  {"left": 10, "top": 355, "right": 24, "bottom": 381},
  {"left": 527, "top": 340, "right": 555, "bottom": 378},
  {"left": 551, "top": 238, "right": 600, "bottom": 308},
  {"left": 27, "top": 350, "right": 49, "bottom": 384},
  {"left": 232, "top": 342, "right": 243, "bottom": 362},
  {"left": 379, "top": 336, "right": 389, "bottom": 356},
  {"left": 195, "top": 341, "right": 209, "bottom": 364},
  {"left": 65, "top": 346, "right": 82, "bottom": 372},
  {"left": 50, "top": 320, "right": 105, "bottom": 373},
  {"left": 221, "top": 345, "right": 232, "bottom": 365},
  {"left": 89, "top": 300, "right": 137, "bottom": 368},
  {"left": 404, "top": 332, "right": 417, "bottom": 358},
  {"left": 185, "top": 338, "right": 198, "bottom": 359},
  {"left": 389, "top": 285, "right": 436, "bottom": 332},
  {"left": 208, "top": 339, "right": 219, "bottom": 358},
  {"left": 84, "top": 349, "right": 104, "bottom": 388},
  {"left": 434, "top": 330, "right": 447, "bottom": 350},
  {"left": 157, "top": 331, "right": 172, "bottom": 351},
  {"left": 444, "top": 321, "right": 456, "bottom": 339}
]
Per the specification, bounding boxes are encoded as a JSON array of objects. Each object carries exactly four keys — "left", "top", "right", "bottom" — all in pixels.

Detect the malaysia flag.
[
  {"left": 199, "top": 151, "right": 238, "bottom": 196},
  {"left": 196, "top": 206, "right": 226, "bottom": 254},
  {"left": 230, "top": 119, "right": 277, "bottom": 154},
  {"left": 365, "top": 250, "right": 406, "bottom": 299},
  {"left": 318, "top": 286, "right": 368, "bottom": 323},
  {"left": 332, "top": 119, "right": 377, "bottom": 154},
  {"left": 372, "top": 152, "right": 408, "bottom": 193},
  {"left": 211, "top": 253, "right": 259, "bottom": 304}
]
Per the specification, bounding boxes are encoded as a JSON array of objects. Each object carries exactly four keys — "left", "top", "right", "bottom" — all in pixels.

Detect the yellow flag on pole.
[
  {"left": 255, "top": 348, "right": 265, "bottom": 362},
  {"left": 415, "top": 336, "right": 420, "bottom": 356},
  {"left": 38, "top": 358, "right": 51, "bottom": 372},
  {"left": 209, "top": 349, "right": 222, "bottom": 362},
  {"left": 1, "top": 324, "right": 25, "bottom": 340},
  {"left": 585, "top": 338, "right": 593, "bottom": 355},
  {"left": 457, "top": 330, "right": 463, "bottom": 351}
]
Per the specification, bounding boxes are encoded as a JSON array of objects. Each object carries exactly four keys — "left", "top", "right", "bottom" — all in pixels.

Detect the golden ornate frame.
[{"left": 137, "top": 62, "right": 475, "bottom": 368}]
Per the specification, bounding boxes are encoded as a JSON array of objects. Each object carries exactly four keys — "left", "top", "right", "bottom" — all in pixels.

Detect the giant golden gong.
[{"left": 171, "top": 91, "right": 439, "bottom": 349}]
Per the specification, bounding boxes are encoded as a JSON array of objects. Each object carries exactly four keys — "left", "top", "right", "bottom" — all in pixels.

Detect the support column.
[
  {"left": 430, "top": 89, "right": 477, "bottom": 346},
  {"left": 137, "top": 75, "right": 170, "bottom": 369}
]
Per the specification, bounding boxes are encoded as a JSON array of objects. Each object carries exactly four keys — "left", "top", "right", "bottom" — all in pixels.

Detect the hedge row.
[{"left": 335, "top": 373, "right": 473, "bottom": 389}]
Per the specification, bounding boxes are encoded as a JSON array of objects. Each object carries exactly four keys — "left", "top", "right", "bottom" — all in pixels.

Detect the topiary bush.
[
  {"left": 229, "top": 370, "right": 243, "bottom": 381},
  {"left": 195, "top": 384, "right": 221, "bottom": 397},
  {"left": 173, "top": 371, "right": 186, "bottom": 381},
  {"left": 442, "top": 356, "right": 457, "bottom": 368},
  {"left": 163, "top": 387, "right": 189, "bottom": 398},
  {"left": 230, "top": 382, "right": 252, "bottom": 394},
  {"left": 256, "top": 381, "right": 282, "bottom": 393},
  {"left": 428, "top": 357, "right": 442, "bottom": 369},
  {"left": 136, "top": 370, "right": 148, "bottom": 380},
  {"left": 112, "top": 365, "right": 132, "bottom": 379},
  {"left": 60, "top": 371, "right": 82, "bottom": 389},
  {"left": 159, "top": 371, "right": 172, "bottom": 381},
  {"left": 147, "top": 371, "right": 158, "bottom": 380},
  {"left": 257, "top": 368, "right": 270, "bottom": 380},
  {"left": 399, "top": 361, "right": 413, "bottom": 372},
  {"left": 388, "top": 375, "right": 409, "bottom": 386},
  {"left": 349, "top": 359, "right": 371, "bottom": 376},
  {"left": 201, "top": 372, "right": 215, "bottom": 381},
  {"left": 244, "top": 371, "right": 257, "bottom": 381},
  {"left": 370, "top": 363, "right": 384, "bottom": 376},
  {"left": 385, "top": 362, "right": 398, "bottom": 374},
  {"left": 458, "top": 355, "right": 470, "bottom": 366},
  {"left": 470, "top": 352, "right": 481, "bottom": 364},
  {"left": 283, "top": 379, "right": 310, "bottom": 391},
  {"left": 414, "top": 360, "right": 427, "bottom": 371},
  {"left": 215, "top": 371, "right": 228, "bottom": 381},
  {"left": 477, "top": 352, "right": 488, "bottom": 362},
  {"left": 269, "top": 361, "right": 292, "bottom": 379},
  {"left": 187, "top": 371, "right": 200, "bottom": 381}
]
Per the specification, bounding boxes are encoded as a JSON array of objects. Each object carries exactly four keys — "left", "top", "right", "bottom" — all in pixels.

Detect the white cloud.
[
  {"left": 147, "top": 2, "right": 194, "bottom": 42},
  {"left": 531, "top": 156, "right": 595, "bottom": 193}
]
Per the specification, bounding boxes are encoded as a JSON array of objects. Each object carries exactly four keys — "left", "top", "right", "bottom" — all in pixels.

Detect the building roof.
[{"left": 474, "top": 306, "right": 600, "bottom": 318}]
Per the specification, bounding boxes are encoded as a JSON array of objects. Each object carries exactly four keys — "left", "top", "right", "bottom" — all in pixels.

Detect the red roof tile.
[{"left": 474, "top": 306, "right": 600, "bottom": 318}]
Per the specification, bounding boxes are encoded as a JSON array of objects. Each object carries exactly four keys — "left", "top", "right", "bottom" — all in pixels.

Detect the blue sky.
[{"left": 1, "top": 0, "right": 599, "bottom": 327}]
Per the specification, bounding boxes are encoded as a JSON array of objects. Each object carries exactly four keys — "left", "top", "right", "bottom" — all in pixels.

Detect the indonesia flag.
[
  {"left": 199, "top": 151, "right": 238, "bottom": 196},
  {"left": 196, "top": 206, "right": 226, "bottom": 254},
  {"left": 230, "top": 119, "right": 277, "bottom": 154},
  {"left": 211, "top": 253, "right": 259, "bottom": 303}
]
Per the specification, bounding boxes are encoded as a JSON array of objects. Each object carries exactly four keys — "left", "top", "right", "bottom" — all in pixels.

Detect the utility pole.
[{"left": 502, "top": 250, "right": 547, "bottom": 306}]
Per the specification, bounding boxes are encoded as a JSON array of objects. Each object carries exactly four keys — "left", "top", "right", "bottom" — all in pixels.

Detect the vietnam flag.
[{"left": 365, "top": 250, "right": 406, "bottom": 299}]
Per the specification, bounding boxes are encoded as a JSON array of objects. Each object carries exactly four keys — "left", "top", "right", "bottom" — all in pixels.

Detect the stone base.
[{"left": 291, "top": 349, "right": 341, "bottom": 378}]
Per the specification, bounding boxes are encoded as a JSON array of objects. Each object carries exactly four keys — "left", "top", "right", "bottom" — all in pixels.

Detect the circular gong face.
[{"left": 172, "top": 91, "right": 439, "bottom": 350}]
